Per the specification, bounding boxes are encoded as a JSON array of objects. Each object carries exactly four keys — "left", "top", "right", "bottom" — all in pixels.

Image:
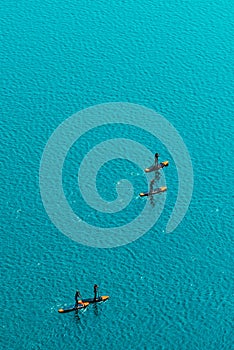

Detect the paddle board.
[
  {"left": 81, "top": 295, "right": 109, "bottom": 304},
  {"left": 139, "top": 186, "right": 167, "bottom": 197},
  {"left": 145, "top": 161, "right": 169, "bottom": 173},
  {"left": 58, "top": 302, "right": 89, "bottom": 314}
]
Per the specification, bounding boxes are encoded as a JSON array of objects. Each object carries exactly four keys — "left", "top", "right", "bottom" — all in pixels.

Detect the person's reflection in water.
[
  {"left": 149, "top": 178, "right": 155, "bottom": 207},
  {"left": 93, "top": 303, "right": 99, "bottom": 316},
  {"left": 154, "top": 170, "right": 161, "bottom": 183},
  {"left": 74, "top": 310, "right": 81, "bottom": 323},
  {"left": 149, "top": 170, "right": 161, "bottom": 207}
]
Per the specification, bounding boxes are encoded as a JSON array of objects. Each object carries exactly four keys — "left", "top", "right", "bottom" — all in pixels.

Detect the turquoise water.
[{"left": 1, "top": 0, "right": 233, "bottom": 349}]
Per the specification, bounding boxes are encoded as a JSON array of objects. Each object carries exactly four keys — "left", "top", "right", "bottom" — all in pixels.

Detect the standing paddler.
[
  {"left": 75, "top": 290, "right": 81, "bottom": 307},
  {"left": 94, "top": 284, "right": 98, "bottom": 301}
]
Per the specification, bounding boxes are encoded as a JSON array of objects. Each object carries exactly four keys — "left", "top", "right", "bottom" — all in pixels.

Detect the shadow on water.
[
  {"left": 149, "top": 170, "right": 161, "bottom": 207},
  {"left": 73, "top": 302, "right": 103, "bottom": 323},
  {"left": 74, "top": 310, "right": 81, "bottom": 323},
  {"left": 93, "top": 303, "right": 99, "bottom": 316}
]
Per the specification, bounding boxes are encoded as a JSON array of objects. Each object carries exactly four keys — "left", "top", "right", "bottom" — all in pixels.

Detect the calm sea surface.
[{"left": 1, "top": 0, "right": 233, "bottom": 349}]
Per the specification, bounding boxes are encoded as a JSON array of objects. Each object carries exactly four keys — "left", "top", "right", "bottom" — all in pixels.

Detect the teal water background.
[{"left": 1, "top": 0, "right": 233, "bottom": 349}]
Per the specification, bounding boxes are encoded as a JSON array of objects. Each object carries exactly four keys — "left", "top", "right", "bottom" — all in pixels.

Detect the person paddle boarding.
[
  {"left": 155, "top": 152, "right": 159, "bottom": 166},
  {"left": 94, "top": 284, "right": 98, "bottom": 301},
  {"left": 75, "top": 290, "right": 81, "bottom": 307}
]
